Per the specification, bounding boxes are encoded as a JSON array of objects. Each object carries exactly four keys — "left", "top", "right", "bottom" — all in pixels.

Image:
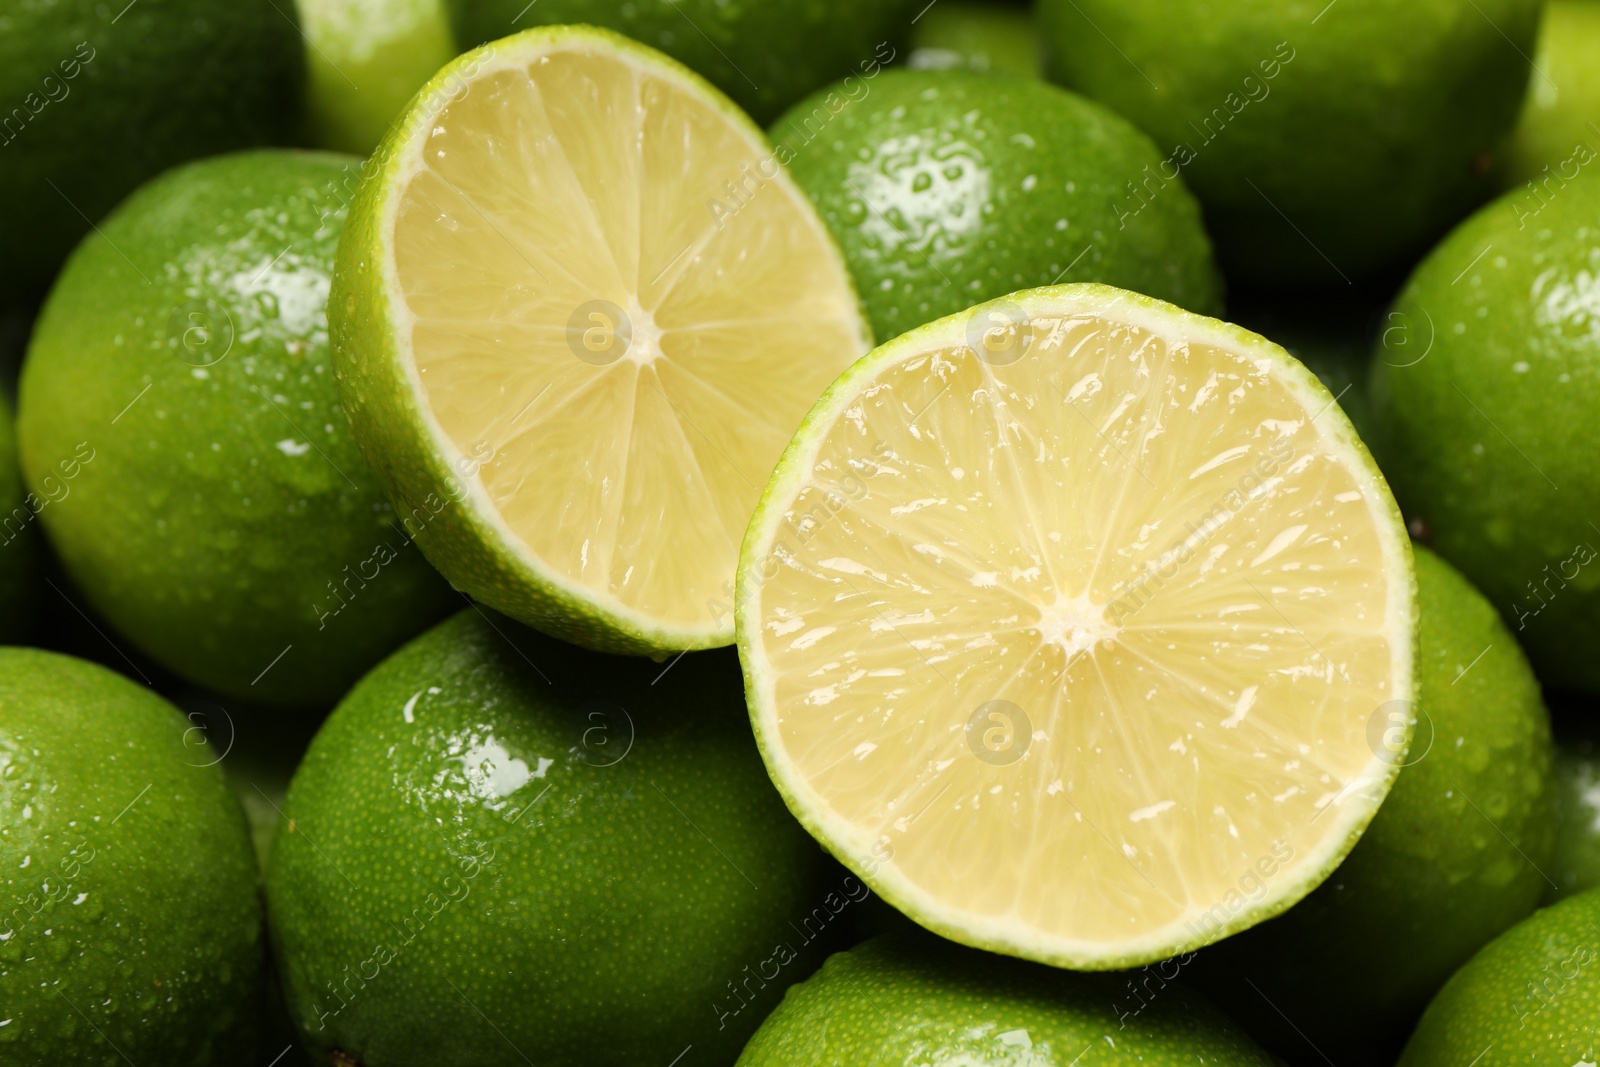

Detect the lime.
[
  {"left": 738, "top": 283, "right": 1416, "bottom": 970},
  {"left": 266, "top": 608, "right": 829, "bottom": 1066},
  {"left": 1040, "top": 0, "right": 1541, "bottom": 287},
  {"left": 1368, "top": 172, "right": 1600, "bottom": 691},
  {"left": 1397, "top": 888, "right": 1600, "bottom": 1066},
  {"left": 1196, "top": 546, "right": 1553, "bottom": 1061},
  {"left": 1548, "top": 735, "right": 1600, "bottom": 903},
  {"left": 908, "top": 1, "right": 1042, "bottom": 79},
  {"left": 331, "top": 27, "right": 869, "bottom": 655},
  {"left": 738, "top": 931, "right": 1275, "bottom": 1065},
  {"left": 294, "top": 0, "right": 456, "bottom": 154},
  {"left": 773, "top": 70, "right": 1223, "bottom": 343},
  {"left": 17, "top": 150, "right": 455, "bottom": 708},
  {"left": 0, "top": 398, "right": 39, "bottom": 644},
  {"left": 445, "top": 0, "right": 917, "bottom": 123},
  {"left": 0, "top": 649, "right": 262, "bottom": 1064},
  {"left": 0, "top": 0, "right": 302, "bottom": 295},
  {"left": 1504, "top": 0, "right": 1600, "bottom": 187}
]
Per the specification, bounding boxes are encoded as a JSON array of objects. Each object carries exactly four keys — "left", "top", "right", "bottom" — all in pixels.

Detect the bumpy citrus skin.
[
  {"left": 0, "top": 650, "right": 263, "bottom": 1066},
  {"left": 1547, "top": 737, "right": 1600, "bottom": 903},
  {"left": 0, "top": 0, "right": 302, "bottom": 296},
  {"left": 1398, "top": 888, "right": 1600, "bottom": 1066},
  {"left": 737, "top": 932, "right": 1275, "bottom": 1066},
  {"left": 17, "top": 151, "right": 455, "bottom": 708},
  {"left": 1198, "top": 547, "right": 1552, "bottom": 1061},
  {"left": 447, "top": 0, "right": 917, "bottom": 123},
  {"left": 1369, "top": 175, "right": 1600, "bottom": 691},
  {"left": 267, "top": 609, "right": 828, "bottom": 1067},
  {"left": 774, "top": 71, "right": 1223, "bottom": 342},
  {"left": 1040, "top": 0, "right": 1539, "bottom": 287},
  {"left": 1504, "top": 1, "right": 1600, "bottom": 187}
]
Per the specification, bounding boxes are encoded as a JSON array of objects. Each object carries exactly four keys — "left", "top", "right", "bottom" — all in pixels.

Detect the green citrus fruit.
[
  {"left": 1397, "top": 887, "right": 1600, "bottom": 1066},
  {"left": 0, "top": 398, "right": 39, "bottom": 644},
  {"left": 738, "top": 283, "right": 1415, "bottom": 970},
  {"left": 445, "top": 0, "right": 917, "bottom": 123},
  {"left": 773, "top": 70, "right": 1223, "bottom": 342},
  {"left": 1368, "top": 172, "right": 1600, "bottom": 691},
  {"left": 0, "top": 649, "right": 263, "bottom": 1064},
  {"left": 908, "top": 1, "right": 1042, "bottom": 79},
  {"left": 1040, "top": 0, "right": 1541, "bottom": 288},
  {"left": 737, "top": 931, "right": 1276, "bottom": 1065},
  {"left": 294, "top": 0, "right": 456, "bottom": 154},
  {"left": 0, "top": 0, "right": 302, "bottom": 296},
  {"left": 17, "top": 150, "right": 455, "bottom": 709},
  {"left": 1196, "top": 546, "right": 1552, "bottom": 1061},
  {"left": 266, "top": 608, "right": 830, "bottom": 1066},
  {"left": 330, "top": 27, "right": 869, "bottom": 655},
  {"left": 1504, "top": 0, "right": 1600, "bottom": 187},
  {"left": 1547, "top": 734, "right": 1600, "bottom": 903},
  {"left": 1231, "top": 291, "right": 1379, "bottom": 443}
]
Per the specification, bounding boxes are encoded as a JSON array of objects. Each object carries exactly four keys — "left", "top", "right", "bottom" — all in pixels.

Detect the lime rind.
[
  {"left": 331, "top": 25, "right": 871, "bottom": 656},
  {"left": 736, "top": 282, "right": 1417, "bottom": 970}
]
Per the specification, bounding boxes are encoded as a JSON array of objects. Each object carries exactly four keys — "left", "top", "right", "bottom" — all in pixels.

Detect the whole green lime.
[
  {"left": 1504, "top": 0, "right": 1600, "bottom": 187},
  {"left": 17, "top": 150, "right": 455, "bottom": 708},
  {"left": 446, "top": 0, "right": 917, "bottom": 123},
  {"left": 908, "top": 1, "right": 1042, "bottom": 79},
  {"left": 737, "top": 932, "right": 1275, "bottom": 1066},
  {"left": 0, "top": 649, "right": 263, "bottom": 1065},
  {"left": 1197, "top": 547, "right": 1553, "bottom": 1061},
  {"left": 294, "top": 0, "right": 456, "bottom": 153},
  {"left": 1039, "top": 0, "right": 1540, "bottom": 287},
  {"left": 0, "top": 0, "right": 302, "bottom": 296},
  {"left": 267, "top": 609, "right": 830, "bottom": 1066},
  {"left": 1398, "top": 888, "right": 1600, "bottom": 1066},
  {"left": 1547, "top": 736, "right": 1600, "bottom": 903},
  {"left": 0, "top": 398, "right": 39, "bottom": 644},
  {"left": 773, "top": 70, "right": 1222, "bottom": 342},
  {"left": 1368, "top": 173, "right": 1600, "bottom": 691}
]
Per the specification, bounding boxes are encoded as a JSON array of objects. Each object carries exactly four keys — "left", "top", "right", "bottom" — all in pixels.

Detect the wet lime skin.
[
  {"left": 1546, "top": 737, "right": 1600, "bottom": 903},
  {"left": 1197, "top": 547, "right": 1553, "bottom": 1061},
  {"left": 1368, "top": 174, "right": 1600, "bottom": 692},
  {"left": 0, "top": 649, "right": 263, "bottom": 1066},
  {"left": 773, "top": 70, "right": 1223, "bottom": 343},
  {"left": 18, "top": 150, "right": 455, "bottom": 708},
  {"left": 737, "top": 932, "right": 1275, "bottom": 1066},
  {"left": 267, "top": 609, "right": 830, "bottom": 1066},
  {"left": 0, "top": 0, "right": 303, "bottom": 297},
  {"left": 1398, "top": 888, "right": 1600, "bottom": 1066}
]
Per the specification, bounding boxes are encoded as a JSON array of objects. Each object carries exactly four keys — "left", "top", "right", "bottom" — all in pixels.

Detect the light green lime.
[
  {"left": 1197, "top": 547, "right": 1552, "bottom": 1061},
  {"left": 266, "top": 609, "right": 829, "bottom": 1066},
  {"left": 1040, "top": 0, "right": 1540, "bottom": 287},
  {"left": 0, "top": 649, "right": 263, "bottom": 1065},
  {"left": 1547, "top": 735, "right": 1600, "bottom": 903},
  {"left": 17, "top": 150, "right": 455, "bottom": 708},
  {"left": 1230, "top": 290, "right": 1381, "bottom": 443},
  {"left": 737, "top": 932, "right": 1276, "bottom": 1066},
  {"left": 1368, "top": 172, "right": 1600, "bottom": 691},
  {"left": 1505, "top": 0, "right": 1600, "bottom": 187},
  {"left": 773, "top": 71, "right": 1223, "bottom": 342},
  {"left": 294, "top": 0, "right": 456, "bottom": 154},
  {"left": 1398, "top": 888, "right": 1600, "bottom": 1066},
  {"left": 446, "top": 0, "right": 917, "bottom": 123},
  {"left": 0, "top": 0, "right": 302, "bottom": 296},
  {"left": 908, "top": 1, "right": 1042, "bottom": 79}
]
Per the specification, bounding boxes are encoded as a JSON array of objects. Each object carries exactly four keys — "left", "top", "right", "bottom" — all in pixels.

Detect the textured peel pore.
[
  {"left": 746, "top": 304, "right": 1409, "bottom": 958},
  {"left": 389, "top": 42, "right": 866, "bottom": 636}
]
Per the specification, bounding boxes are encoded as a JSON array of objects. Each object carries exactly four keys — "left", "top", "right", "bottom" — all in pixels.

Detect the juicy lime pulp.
[
  {"left": 332, "top": 25, "right": 870, "bottom": 655},
  {"left": 738, "top": 283, "right": 1416, "bottom": 969}
]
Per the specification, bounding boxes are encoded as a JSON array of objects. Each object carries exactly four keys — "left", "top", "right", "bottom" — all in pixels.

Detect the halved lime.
[
  {"left": 737, "top": 283, "right": 1416, "bottom": 969},
  {"left": 331, "top": 26, "right": 870, "bottom": 654}
]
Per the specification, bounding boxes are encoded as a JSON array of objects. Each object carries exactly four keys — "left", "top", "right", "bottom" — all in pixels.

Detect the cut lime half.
[
  {"left": 331, "top": 26, "right": 871, "bottom": 654},
  {"left": 737, "top": 284, "right": 1416, "bottom": 969}
]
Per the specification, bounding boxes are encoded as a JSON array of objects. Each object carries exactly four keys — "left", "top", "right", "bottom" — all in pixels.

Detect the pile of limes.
[{"left": 1, "top": 1, "right": 1598, "bottom": 1065}]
